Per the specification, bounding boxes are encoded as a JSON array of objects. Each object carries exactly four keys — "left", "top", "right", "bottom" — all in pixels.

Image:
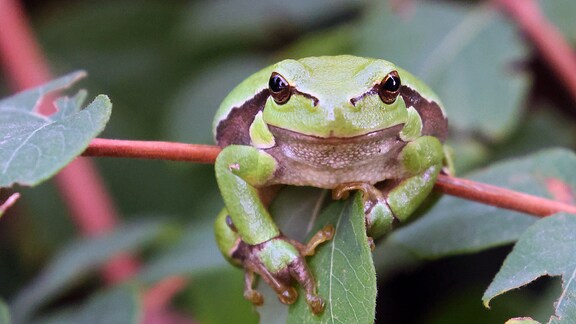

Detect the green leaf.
[
  {"left": 386, "top": 148, "right": 576, "bottom": 259},
  {"left": 74, "top": 285, "right": 141, "bottom": 324},
  {"left": 137, "top": 221, "right": 227, "bottom": 283},
  {"left": 483, "top": 213, "right": 576, "bottom": 323},
  {"left": 0, "top": 299, "right": 10, "bottom": 324},
  {"left": 183, "top": 268, "right": 258, "bottom": 324},
  {"left": 32, "top": 285, "right": 141, "bottom": 324},
  {"left": 10, "top": 220, "right": 164, "bottom": 324},
  {"left": 286, "top": 193, "right": 376, "bottom": 323},
  {"left": 541, "top": 0, "right": 576, "bottom": 44},
  {"left": 359, "top": 1, "right": 529, "bottom": 140},
  {"left": 0, "top": 72, "right": 112, "bottom": 188}
]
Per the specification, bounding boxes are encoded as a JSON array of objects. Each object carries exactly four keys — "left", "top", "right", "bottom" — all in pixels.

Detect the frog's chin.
[{"left": 268, "top": 124, "right": 405, "bottom": 145}]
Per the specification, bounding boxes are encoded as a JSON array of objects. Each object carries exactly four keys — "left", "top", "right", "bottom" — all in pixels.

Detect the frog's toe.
[
  {"left": 278, "top": 286, "right": 298, "bottom": 305},
  {"left": 305, "top": 293, "right": 325, "bottom": 315}
]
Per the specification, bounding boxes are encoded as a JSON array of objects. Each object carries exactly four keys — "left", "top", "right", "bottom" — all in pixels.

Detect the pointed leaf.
[
  {"left": 286, "top": 193, "right": 376, "bottom": 323},
  {"left": 0, "top": 72, "right": 85, "bottom": 112},
  {"left": 0, "top": 73, "right": 111, "bottom": 187},
  {"left": 483, "top": 213, "right": 576, "bottom": 323}
]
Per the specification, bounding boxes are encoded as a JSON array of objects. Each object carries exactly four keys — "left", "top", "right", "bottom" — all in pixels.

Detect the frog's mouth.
[
  {"left": 265, "top": 123, "right": 407, "bottom": 176},
  {"left": 267, "top": 124, "right": 405, "bottom": 146}
]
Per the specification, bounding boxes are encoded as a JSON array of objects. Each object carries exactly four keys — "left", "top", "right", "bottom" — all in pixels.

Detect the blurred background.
[{"left": 1, "top": 0, "right": 576, "bottom": 323}]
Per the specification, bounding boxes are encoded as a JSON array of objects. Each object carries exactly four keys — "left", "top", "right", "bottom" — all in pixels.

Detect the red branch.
[
  {"left": 83, "top": 138, "right": 576, "bottom": 217},
  {"left": 495, "top": 0, "right": 576, "bottom": 104}
]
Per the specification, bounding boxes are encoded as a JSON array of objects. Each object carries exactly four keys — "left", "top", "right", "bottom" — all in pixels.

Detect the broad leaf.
[
  {"left": 286, "top": 193, "right": 376, "bottom": 323},
  {"left": 359, "top": 1, "right": 529, "bottom": 140},
  {"left": 10, "top": 220, "right": 164, "bottom": 323},
  {"left": 0, "top": 72, "right": 111, "bottom": 187},
  {"left": 0, "top": 299, "right": 10, "bottom": 324},
  {"left": 74, "top": 285, "right": 141, "bottom": 324},
  {"left": 483, "top": 213, "right": 576, "bottom": 323},
  {"left": 384, "top": 148, "right": 576, "bottom": 260},
  {"left": 32, "top": 285, "right": 141, "bottom": 324}
]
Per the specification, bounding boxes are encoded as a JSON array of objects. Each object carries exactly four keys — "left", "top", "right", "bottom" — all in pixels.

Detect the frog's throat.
[{"left": 264, "top": 124, "right": 407, "bottom": 188}]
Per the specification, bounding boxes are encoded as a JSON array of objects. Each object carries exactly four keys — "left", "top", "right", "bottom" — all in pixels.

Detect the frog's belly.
[{"left": 265, "top": 125, "right": 407, "bottom": 189}]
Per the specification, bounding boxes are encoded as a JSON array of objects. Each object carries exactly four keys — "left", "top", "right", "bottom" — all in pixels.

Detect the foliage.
[{"left": 1, "top": 0, "right": 576, "bottom": 323}]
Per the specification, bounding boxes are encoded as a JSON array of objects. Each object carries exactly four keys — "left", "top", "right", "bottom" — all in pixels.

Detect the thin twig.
[
  {"left": 495, "top": 0, "right": 576, "bottom": 104},
  {"left": 83, "top": 138, "right": 576, "bottom": 218}
]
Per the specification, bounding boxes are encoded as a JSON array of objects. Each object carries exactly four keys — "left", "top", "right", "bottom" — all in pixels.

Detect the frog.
[{"left": 212, "top": 55, "right": 448, "bottom": 314}]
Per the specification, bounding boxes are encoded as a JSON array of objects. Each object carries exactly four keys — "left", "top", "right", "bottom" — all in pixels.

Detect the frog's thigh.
[
  {"left": 386, "top": 136, "right": 444, "bottom": 221},
  {"left": 215, "top": 145, "right": 280, "bottom": 245}
]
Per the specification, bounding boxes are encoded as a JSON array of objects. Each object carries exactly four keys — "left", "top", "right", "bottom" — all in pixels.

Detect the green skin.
[{"left": 212, "top": 55, "right": 449, "bottom": 314}]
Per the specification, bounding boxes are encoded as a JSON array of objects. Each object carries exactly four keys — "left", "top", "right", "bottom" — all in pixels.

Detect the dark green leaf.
[
  {"left": 0, "top": 299, "right": 10, "bottom": 324},
  {"left": 0, "top": 72, "right": 112, "bottom": 187},
  {"left": 483, "top": 213, "right": 576, "bottom": 323},
  {"left": 74, "top": 285, "right": 141, "bottom": 324},
  {"left": 359, "top": 1, "right": 529, "bottom": 140},
  {"left": 182, "top": 268, "right": 258, "bottom": 324},
  {"left": 137, "top": 221, "right": 227, "bottom": 283},
  {"left": 386, "top": 148, "right": 576, "bottom": 259},
  {"left": 286, "top": 193, "right": 376, "bottom": 323},
  {"left": 10, "top": 220, "right": 164, "bottom": 323}
]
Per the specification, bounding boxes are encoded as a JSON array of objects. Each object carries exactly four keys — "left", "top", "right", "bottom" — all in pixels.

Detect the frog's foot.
[
  {"left": 231, "top": 229, "right": 332, "bottom": 315},
  {"left": 288, "top": 224, "right": 334, "bottom": 256},
  {"left": 333, "top": 182, "right": 397, "bottom": 241}
]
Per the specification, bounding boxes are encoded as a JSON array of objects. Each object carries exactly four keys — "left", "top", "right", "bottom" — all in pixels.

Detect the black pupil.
[
  {"left": 383, "top": 75, "right": 400, "bottom": 92},
  {"left": 269, "top": 75, "right": 288, "bottom": 93}
]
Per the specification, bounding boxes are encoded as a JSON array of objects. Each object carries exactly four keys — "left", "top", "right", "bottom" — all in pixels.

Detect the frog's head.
[{"left": 262, "top": 56, "right": 420, "bottom": 138}]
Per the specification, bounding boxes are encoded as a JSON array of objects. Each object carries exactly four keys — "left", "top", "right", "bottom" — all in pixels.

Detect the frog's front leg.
[
  {"left": 214, "top": 145, "right": 333, "bottom": 314},
  {"left": 334, "top": 136, "right": 444, "bottom": 240}
]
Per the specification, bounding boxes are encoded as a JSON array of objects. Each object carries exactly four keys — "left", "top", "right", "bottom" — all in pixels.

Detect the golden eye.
[
  {"left": 268, "top": 72, "right": 291, "bottom": 104},
  {"left": 378, "top": 71, "right": 401, "bottom": 104}
]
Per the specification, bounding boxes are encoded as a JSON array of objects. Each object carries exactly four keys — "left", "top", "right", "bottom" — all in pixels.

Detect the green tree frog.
[{"left": 213, "top": 55, "right": 448, "bottom": 314}]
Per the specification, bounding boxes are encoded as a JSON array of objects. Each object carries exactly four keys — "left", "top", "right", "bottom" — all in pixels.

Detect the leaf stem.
[{"left": 83, "top": 138, "right": 576, "bottom": 218}]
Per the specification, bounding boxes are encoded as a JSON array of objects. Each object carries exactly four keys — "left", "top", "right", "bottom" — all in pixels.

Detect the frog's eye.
[
  {"left": 268, "top": 72, "right": 291, "bottom": 104},
  {"left": 378, "top": 71, "right": 401, "bottom": 104}
]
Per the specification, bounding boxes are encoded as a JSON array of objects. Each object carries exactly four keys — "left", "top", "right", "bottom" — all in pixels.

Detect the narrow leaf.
[
  {"left": 74, "top": 285, "right": 141, "bottom": 324},
  {"left": 10, "top": 220, "right": 163, "bottom": 323},
  {"left": 0, "top": 73, "right": 111, "bottom": 187},
  {"left": 483, "top": 213, "right": 576, "bottom": 323},
  {"left": 0, "top": 299, "right": 10, "bottom": 324}
]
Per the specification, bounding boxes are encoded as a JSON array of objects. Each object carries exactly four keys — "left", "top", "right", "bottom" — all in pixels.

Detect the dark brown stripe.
[
  {"left": 400, "top": 86, "right": 448, "bottom": 142},
  {"left": 216, "top": 89, "right": 270, "bottom": 147}
]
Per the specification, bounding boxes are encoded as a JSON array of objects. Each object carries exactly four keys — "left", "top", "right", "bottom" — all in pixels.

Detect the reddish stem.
[
  {"left": 83, "top": 139, "right": 576, "bottom": 217},
  {"left": 0, "top": 0, "right": 139, "bottom": 283},
  {"left": 495, "top": 0, "right": 576, "bottom": 104},
  {"left": 434, "top": 175, "right": 576, "bottom": 216},
  {"left": 86, "top": 138, "right": 221, "bottom": 163}
]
